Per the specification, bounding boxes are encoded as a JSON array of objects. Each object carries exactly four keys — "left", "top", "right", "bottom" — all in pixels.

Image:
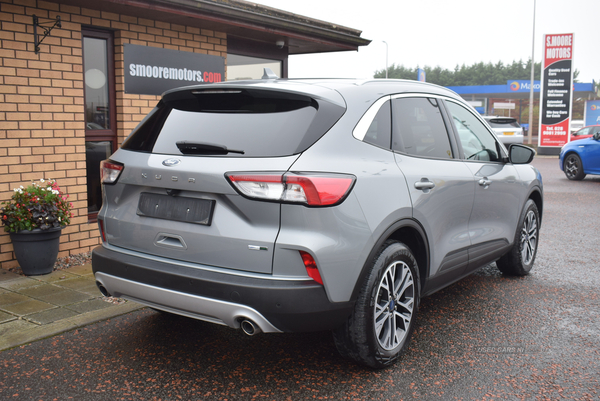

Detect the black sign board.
[
  {"left": 538, "top": 33, "right": 573, "bottom": 147},
  {"left": 124, "top": 44, "right": 225, "bottom": 96}
]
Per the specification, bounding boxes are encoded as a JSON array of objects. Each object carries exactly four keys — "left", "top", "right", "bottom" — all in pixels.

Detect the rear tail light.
[
  {"left": 100, "top": 160, "right": 124, "bottom": 184},
  {"left": 299, "top": 251, "right": 323, "bottom": 285},
  {"left": 226, "top": 172, "right": 355, "bottom": 207}
]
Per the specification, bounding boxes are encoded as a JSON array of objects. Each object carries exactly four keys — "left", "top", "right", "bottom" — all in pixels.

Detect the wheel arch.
[
  {"left": 350, "top": 219, "right": 429, "bottom": 301},
  {"left": 528, "top": 188, "right": 543, "bottom": 226}
]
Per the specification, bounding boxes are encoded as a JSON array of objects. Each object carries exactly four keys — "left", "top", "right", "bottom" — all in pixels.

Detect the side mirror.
[
  {"left": 508, "top": 144, "right": 535, "bottom": 164},
  {"left": 594, "top": 132, "right": 600, "bottom": 141}
]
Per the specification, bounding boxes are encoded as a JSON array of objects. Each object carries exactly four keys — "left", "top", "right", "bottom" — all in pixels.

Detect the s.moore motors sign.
[{"left": 124, "top": 44, "right": 225, "bottom": 96}]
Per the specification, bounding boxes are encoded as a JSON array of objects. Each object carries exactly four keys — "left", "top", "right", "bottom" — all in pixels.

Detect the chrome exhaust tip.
[
  {"left": 240, "top": 319, "right": 261, "bottom": 336},
  {"left": 96, "top": 281, "right": 110, "bottom": 297}
]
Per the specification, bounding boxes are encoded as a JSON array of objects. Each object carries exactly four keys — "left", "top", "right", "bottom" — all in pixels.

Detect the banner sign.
[
  {"left": 417, "top": 68, "right": 426, "bottom": 82},
  {"left": 584, "top": 100, "right": 600, "bottom": 126},
  {"left": 538, "top": 33, "right": 574, "bottom": 147},
  {"left": 124, "top": 44, "right": 225, "bottom": 96}
]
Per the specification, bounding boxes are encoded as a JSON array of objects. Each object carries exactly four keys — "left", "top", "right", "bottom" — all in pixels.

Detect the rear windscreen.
[
  {"left": 121, "top": 88, "right": 345, "bottom": 157},
  {"left": 487, "top": 118, "right": 520, "bottom": 128}
]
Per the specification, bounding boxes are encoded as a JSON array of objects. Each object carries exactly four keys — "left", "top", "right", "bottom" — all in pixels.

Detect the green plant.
[{"left": 1, "top": 179, "right": 73, "bottom": 233}]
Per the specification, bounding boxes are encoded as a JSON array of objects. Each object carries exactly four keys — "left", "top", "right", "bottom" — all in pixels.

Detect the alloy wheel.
[
  {"left": 565, "top": 155, "right": 580, "bottom": 179},
  {"left": 520, "top": 210, "right": 538, "bottom": 266},
  {"left": 374, "top": 261, "right": 415, "bottom": 350}
]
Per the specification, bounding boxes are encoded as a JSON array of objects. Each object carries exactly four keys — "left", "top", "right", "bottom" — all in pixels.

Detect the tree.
[{"left": 373, "top": 60, "right": 562, "bottom": 86}]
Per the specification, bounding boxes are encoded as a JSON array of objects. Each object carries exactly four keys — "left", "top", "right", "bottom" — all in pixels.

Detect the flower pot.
[{"left": 9, "top": 227, "right": 62, "bottom": 276}]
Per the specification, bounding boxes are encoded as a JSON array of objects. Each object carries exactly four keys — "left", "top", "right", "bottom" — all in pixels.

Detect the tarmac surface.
[{"left": 0, "top": 264, "right": 143, "bottom": 351}]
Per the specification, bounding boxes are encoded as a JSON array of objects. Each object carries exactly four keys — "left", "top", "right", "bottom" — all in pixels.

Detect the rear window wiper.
[{"left": 176, "top": 141, "right": 245, "bottom": 155}]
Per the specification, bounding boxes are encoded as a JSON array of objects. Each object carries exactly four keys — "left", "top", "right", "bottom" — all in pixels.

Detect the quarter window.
[
  {"left": 392, "top": 97, "right": 453, "bottom": 159},
  {"left": 363, "top": 100, "right": 391, "bottom": 149}
]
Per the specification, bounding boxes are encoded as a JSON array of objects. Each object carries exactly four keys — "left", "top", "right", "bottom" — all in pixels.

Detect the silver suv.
[{"left": 92, "top": 78, "right": 543, "bottom": 368}]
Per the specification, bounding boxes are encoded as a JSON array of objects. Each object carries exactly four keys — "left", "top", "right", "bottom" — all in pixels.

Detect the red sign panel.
[{"left": 538, "top": 34, "right": 574, "bottom": 147}]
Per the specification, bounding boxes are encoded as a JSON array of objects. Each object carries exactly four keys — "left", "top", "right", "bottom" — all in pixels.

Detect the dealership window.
[
  {"left": 226, "top": 36, "right": 288, "bottom": 80},
  {"left": 82, "top": 29, "right": 117, "bottom": 218},
  {"left": 226, "top": 54, "right": 282, "bottom": 80}
]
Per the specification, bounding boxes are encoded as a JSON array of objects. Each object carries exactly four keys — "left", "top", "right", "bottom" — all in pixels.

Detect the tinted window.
[
  {"left": 446, "top": 101, "right": 503, "bottom": 161},
  {"left": 363, "top": 100, "right": 391, "bottom": 149},
  {"left": 122, "top": 89, "right": 345, "bottom": 157},
  {"left": 486, "top": 118, "right": 520, "bottom": 128},
  {"left": 392, "top": 97, "right": 453, "bottom": 159}
]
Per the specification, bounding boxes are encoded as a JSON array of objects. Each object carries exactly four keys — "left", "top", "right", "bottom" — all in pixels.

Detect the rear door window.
[{"left": 392, "top": 97, "right": 454, "bottom": 159}]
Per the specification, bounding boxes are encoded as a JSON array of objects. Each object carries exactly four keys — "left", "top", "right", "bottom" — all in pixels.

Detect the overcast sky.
[{"left": 251, "top": 0, "right": 598, "bottom": 83}]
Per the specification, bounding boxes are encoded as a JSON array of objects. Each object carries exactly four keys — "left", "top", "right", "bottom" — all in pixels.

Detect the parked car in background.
[
  {"left": 560, "top": 130, "right": 600, "bottom": 180},
  {"left": 92, "top": 77, "right": 543, "bottom": 369},
  {"left": 570, "top": 125, "right": 600, "bottom": 142},
  {"left": 482, "top": 116, "right": 524, "bottom": 145},
  {"left": 570, "top": 119, "right": 584, "bottom": 134}
]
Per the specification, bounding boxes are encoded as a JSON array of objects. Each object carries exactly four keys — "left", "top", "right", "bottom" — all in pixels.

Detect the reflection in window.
[
  {"left": 392, "top": 97, "right": 452, "bottom": 159},
  {"left": 227, "top": 54, "right": 282, "bottom": 80},
  {"left": 446, "top": 101, "right": 501, "bottom": 161},
  {"left": 363, "top": 101, "right": 391, "bottom": 149},
  {"left": 86, "top": 141, "right": 113, "bottom": 213},
  {"left": 84, "top": 37, "right": 110, "bottom": 130}
]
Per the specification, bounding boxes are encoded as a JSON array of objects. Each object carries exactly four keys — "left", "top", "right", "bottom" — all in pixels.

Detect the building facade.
[{"left": 0, "top": 0, "right": 369, "bottom": 270}]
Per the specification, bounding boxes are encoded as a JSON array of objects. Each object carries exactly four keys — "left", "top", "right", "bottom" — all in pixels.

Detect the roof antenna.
[{"left": 261, "top": 68, "right": 279, "bottom": 80}]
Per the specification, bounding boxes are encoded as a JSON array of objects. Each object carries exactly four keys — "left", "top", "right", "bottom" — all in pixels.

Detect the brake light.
[
  {"left": 226, "top": 172, "right": 355, "bottom": 206},
  {"left": 299, "top": 251, "right": 323, "bottom": 285},
  {"left": 100, "top": 160, "right": 124, "bottom": 184}
]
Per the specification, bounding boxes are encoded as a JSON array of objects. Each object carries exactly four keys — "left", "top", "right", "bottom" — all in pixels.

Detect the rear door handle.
[{"left": 414, "top": 178, "right": 435, "bottom": 192}]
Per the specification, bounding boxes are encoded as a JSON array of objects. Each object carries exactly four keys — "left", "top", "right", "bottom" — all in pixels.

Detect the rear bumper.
[{"left": 92, "top": 245, "right": 354, "bottom": 332}]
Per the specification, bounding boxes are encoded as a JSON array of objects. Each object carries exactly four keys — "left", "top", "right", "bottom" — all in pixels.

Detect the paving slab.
[
  {"left": 25, "top": 308, "right": 79, "bottom": 325},
  {"left": 0, "top": 263, "right": 145, "bottom": 351},
  {"left": 0, "top": 292, "right": 30, "bottom": 306},
  {"left": 1, "top": 298, "right": 55, "bottom": 316},
  {"left": 0, "top": 277, "right": 40, "bottom": 292},
  {"left": 66, "top": 298, "right": 113, "bottom": 314},
  {"left": 0, "top": 310, "right": 17, "bottom": 324}
]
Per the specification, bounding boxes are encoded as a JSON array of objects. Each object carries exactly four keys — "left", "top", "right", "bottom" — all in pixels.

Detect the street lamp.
[
  {"left": 382, "top": 40, "right": 388, "bottom": 79},
  {"left": 527, "top": 0, "right": 536, "bottom": 145}
]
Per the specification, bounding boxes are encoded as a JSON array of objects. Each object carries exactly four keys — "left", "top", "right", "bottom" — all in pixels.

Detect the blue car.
[{"left": 559, "top": 132, "right": 600, "bottom": 180}]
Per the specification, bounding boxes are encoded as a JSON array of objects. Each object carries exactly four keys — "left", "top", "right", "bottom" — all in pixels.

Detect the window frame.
[{"left": 82, "top": 28, "right": 117, "bottom": 221}]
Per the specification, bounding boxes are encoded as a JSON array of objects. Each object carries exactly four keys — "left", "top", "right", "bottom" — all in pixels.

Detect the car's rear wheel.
[
  {"left": 564, "top": 153, "right": 586, "bottom": 180},
  {"left": 496, "top": 199, "right": 540, "bottom": 276},
  {"left": 333, "top": 241, "right": 419, "bottom": 368}
]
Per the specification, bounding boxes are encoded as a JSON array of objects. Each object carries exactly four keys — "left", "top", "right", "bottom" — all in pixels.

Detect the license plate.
[
  {"left": 503, "top": 132, "right": 514, "bottom": 136},
  {"left": 137, "top": 193, "right": 215, "bottom": 225}
]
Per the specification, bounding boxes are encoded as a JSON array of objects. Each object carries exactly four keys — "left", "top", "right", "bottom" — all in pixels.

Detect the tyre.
[
  {"left": 563, "top": 153, "right": 586, "bottom": 180},
  {"left": 333, "top": 241, "right": 419, "bottom": 368},
  {"left": 496, "top": 199, "right": 540, "bottom": 276}
]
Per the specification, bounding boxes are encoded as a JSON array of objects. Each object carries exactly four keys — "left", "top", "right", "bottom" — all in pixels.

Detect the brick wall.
[{"left": 0, "top": 0, "right": 227, "bottom": 270}]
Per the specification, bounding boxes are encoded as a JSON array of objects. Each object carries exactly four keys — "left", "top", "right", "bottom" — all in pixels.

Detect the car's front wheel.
[
  {"left": 333, "top": 241, "right": 419, "bottom": 368},
  {"left": 564, "top": 153, "right": 586, "bottom": 180},
  {"left": 496, "top": 199, "right": 540, "bottom": 276}
]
